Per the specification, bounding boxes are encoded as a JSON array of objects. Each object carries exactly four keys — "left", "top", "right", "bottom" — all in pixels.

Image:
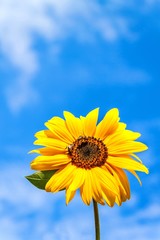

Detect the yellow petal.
[
  {"left": 45, "top": 163, "right": 76, "bottom": 192},
  {"left": 63, "top": 111, "right": 83, "bottom": 139},
  {"left": 35, "top": 130, "right": 56, "bottom": 139},
  {"left": 81, "top": 108, "right": 99, "bottom": 136},
  {"left": 104, "top": 130, "right": 141, "bottom": 146},
  {"left": 45, "top": 117, "right": 74, "bottom": 144},
  {"left": 108, "top": 141, "right": 148, "bottom": 155},
  {"left": 95, "top": 108, "right": 119, "bottom": 140},
  {"left": 130, "top": 153, "right": 142, "bottom": 163},
  {"left": 101, "top": 186, "right": 116, "bottom": 207},
  {"left": 29, "top": 147, "right": 66, "bottom": 155},
  {"left": 67, "top": 167, "right": 86, "bottom": 192},
  {"left": 115, "top": 196, "right": 122, "bottom": 206},
  {"left": 66, "top": 189, "right": 76, "bottom": 205},
  {"left": 128, "top": 170, "right": 142, "bottom": 185},
  {"left": 80, "top": 170, "right": 93, "bottom": 205},
  {"left": 31, "top": 154, "right": 71, "bottom": 170},
  {"left": 114, "top": 167, "right": 130, "bottom": 199},
  {"left": 34, "top": 138, "right": 68, "bottom": 151},
  {"left": 66, "top": 168, "right": 86, "bottom": 204},
  {"left": 117, "top": 122, "right": 127, "bottom": 131},
  {"left": 102, "top": 165, "right": 129, "bottom": 206},
  {"left": 93, "top": 167, "right": 119, "bottom": 195},
  {"left": 89, "top": 169, "right": 105, "bottom": 205},
  {"left": 107, "top": 156, "right": 149, "bottom": 174},
  {"left": 106, "top": 165, "right": 130, "bottom": 199}
]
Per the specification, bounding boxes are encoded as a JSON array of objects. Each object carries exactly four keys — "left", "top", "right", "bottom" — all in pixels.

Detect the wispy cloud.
[
  {"left": 1, "top": 162, "right": 160, "bottom": 240},
  {"left": 0, "top": 163, "right": 92, "bottom": 239},
  {"left": 1, "top": 0, "right": 151, "bottom": 113}
]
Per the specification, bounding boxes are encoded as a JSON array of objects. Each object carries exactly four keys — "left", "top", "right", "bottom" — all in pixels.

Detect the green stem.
[{"left": 93, "top": 199, "right": 100, "bottom": 240}]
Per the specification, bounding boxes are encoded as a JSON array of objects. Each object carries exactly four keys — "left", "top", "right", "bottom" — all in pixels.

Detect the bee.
[
  {"left": 78, "top": 136, "right": 83, "bottom": 140},
  {"left": 68, "top": 144, "right": 74, "bottom": 155}
]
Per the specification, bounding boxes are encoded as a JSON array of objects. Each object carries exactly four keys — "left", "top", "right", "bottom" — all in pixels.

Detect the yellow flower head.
[{"left": 30, "top": 108, "right": 148, "bottom": 206}]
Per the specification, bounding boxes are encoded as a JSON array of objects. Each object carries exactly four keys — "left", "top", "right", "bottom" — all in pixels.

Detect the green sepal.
[{"left": 25, "top": 170, "right": 56, "bottom": 190}]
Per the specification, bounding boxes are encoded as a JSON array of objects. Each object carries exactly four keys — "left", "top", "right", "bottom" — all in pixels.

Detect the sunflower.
[{"left": 30, "top": 108, "right": 148, "bottom": 207}]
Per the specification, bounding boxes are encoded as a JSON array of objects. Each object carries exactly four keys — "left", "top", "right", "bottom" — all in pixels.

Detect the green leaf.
[{"left": 25, "top": 170, "right": 56, "bottom": 190}]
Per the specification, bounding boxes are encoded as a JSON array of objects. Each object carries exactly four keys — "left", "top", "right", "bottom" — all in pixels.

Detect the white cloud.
[
  {"left": 100, "top": 202, "right": 160, "bottom": 240},
  {"left": 1, "top": 162, "right": 160, "bottom": 240},
  {"left": 0, "top": 164, "right": 54, "bottom": 212},
  {"left": 0, "top": 217, "right": 22, "bottom": 240},
  {"left": 0, "top": 162, "right": 93, "bottom": 240},
  {"left": 5, "top": 75, "right": 39, "bottom": 113},
  {"left": 0, "top": 0, "right": 144, "bottom": 113}
]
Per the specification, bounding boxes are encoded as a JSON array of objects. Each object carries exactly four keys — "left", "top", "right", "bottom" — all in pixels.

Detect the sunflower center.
[{"left": 68, "top": 136, "right": 108, "bottom": 169}]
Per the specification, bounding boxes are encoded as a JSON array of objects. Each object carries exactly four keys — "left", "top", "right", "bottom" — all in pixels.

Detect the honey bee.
[{"left": 68, "top": 144, "right": 74, "bottom": 155}]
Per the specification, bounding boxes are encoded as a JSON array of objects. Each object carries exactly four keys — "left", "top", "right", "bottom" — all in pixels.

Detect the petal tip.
[{"left": 111, "top": 108, "right": 119, "bottom": 115}]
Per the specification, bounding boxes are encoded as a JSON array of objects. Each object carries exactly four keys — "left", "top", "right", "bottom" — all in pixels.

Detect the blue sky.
[{"left": 1, "top": 0, "right": 160, "bottom": 239}]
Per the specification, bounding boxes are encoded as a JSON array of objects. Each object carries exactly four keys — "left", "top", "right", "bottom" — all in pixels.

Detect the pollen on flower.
[{"left": 68, "top": 136, "right": 108, "bottom": 169}]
